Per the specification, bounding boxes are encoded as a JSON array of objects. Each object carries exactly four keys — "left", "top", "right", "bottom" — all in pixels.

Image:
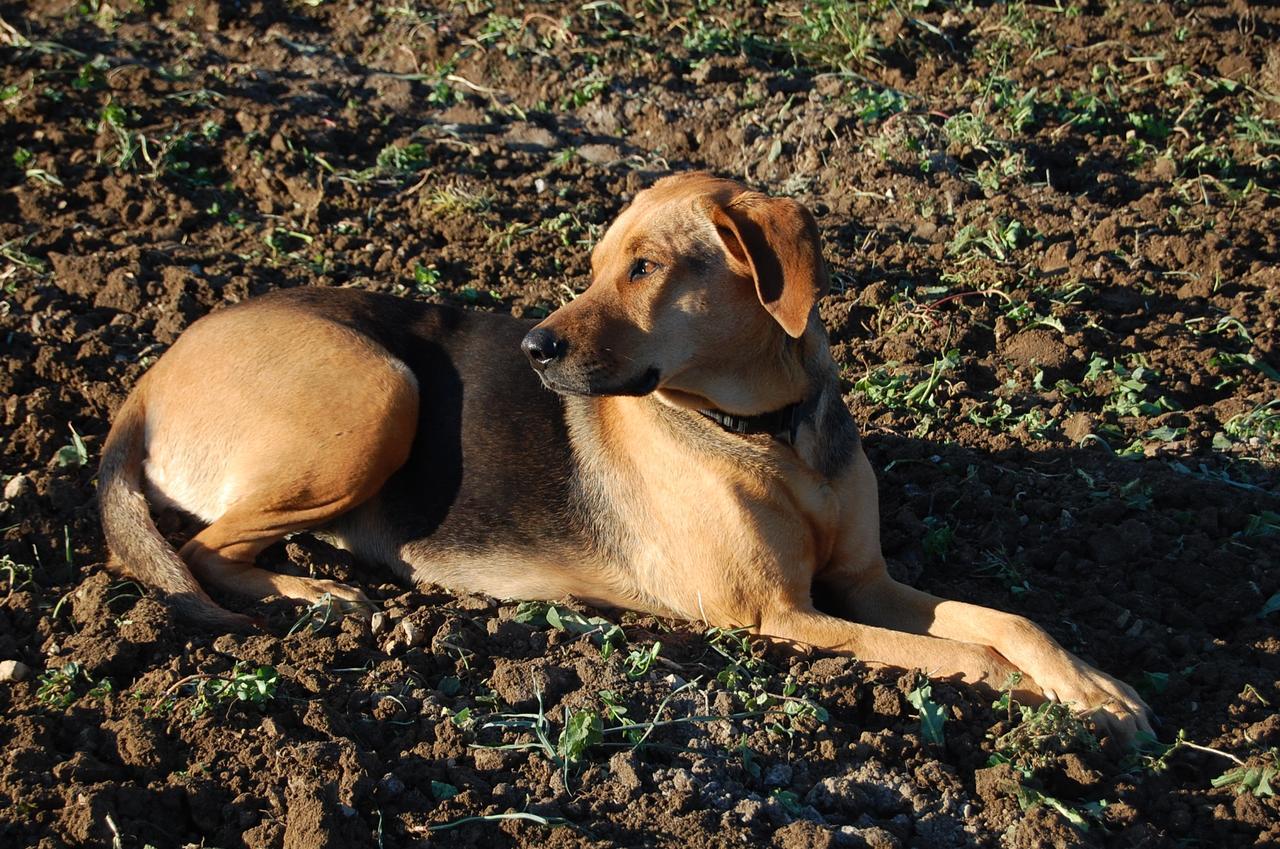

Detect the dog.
[{"left": 99, "top": 172, "right": 1152, "bottom": 739}]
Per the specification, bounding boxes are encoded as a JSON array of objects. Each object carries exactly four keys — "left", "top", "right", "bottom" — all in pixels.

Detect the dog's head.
[{"left": 522, "top": 172, "right": 829, "bottom": 415}]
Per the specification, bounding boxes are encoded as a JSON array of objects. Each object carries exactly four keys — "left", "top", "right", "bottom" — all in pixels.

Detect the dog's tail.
[{"left": 99, "top": 393, "right": 252, "bottom": 629}]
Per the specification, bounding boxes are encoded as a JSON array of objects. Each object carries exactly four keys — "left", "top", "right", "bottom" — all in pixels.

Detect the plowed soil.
[{"left": 2, "top": 2, "right": 1279, "bottom": 848}]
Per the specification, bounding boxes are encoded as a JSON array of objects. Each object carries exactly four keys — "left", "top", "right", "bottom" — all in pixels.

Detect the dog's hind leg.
[
  {"left": 148, "top": 326, "right": 420, "bottom": 614},
  {"left": 171, "top": 379, "right": 418, "bottom": 615},
  {"left": 177, "top": 498, "right": 379, "bottom": 611}
]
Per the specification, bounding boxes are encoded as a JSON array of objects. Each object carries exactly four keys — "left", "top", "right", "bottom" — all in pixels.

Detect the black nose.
[{"left": 521, "top": 327, "right": 566, "bottom": 369}]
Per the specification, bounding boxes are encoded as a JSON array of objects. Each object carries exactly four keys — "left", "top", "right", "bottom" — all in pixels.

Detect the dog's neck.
[{"left": 696, "top": 397, "right": 814, "bottom": 445}]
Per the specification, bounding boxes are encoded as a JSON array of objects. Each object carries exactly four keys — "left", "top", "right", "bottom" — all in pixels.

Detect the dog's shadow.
[{"left": 860, "top": 430, "right": 1275, "bottom": 706}]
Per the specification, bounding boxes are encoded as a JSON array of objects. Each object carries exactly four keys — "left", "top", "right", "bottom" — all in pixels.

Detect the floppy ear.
[{"left": 710, "top": 193, "right": 830, "bottom": 338}]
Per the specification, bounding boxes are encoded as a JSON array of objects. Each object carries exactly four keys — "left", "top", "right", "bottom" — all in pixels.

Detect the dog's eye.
[{"left": 629, "top": 258, "right": 658, "bottom": 281}]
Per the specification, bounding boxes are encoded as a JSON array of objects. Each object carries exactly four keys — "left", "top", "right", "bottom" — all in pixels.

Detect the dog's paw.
[
  {"left": 1038, "top": 667, "right": 1154, "bottom": 744},
  {"left": 305, "top": 579, "right": 379, "bottom": 619}
]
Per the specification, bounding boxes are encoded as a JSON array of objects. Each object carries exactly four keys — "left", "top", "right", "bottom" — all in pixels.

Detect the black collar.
[{"left": 697, "top": 398, "right": 809, "bottom": 444}]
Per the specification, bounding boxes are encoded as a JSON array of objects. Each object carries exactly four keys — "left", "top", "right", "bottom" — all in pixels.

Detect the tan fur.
[
  {"left": 99, "top": 172, "right": 1152, "bottom": 740},
  {"left": 101, "top": 300, "right": 418, "bottom": 622}
]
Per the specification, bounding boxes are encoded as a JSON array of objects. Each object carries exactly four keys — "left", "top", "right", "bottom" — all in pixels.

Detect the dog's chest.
[{"left": 613, "top": 443, "right": 840, "bottom": 621}]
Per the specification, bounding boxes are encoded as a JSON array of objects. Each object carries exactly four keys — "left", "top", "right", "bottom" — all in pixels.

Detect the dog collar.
[{"left": 698, "top": 399, "right": 807, "bottom": 444}]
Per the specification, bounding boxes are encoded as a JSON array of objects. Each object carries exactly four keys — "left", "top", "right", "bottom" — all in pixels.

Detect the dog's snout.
[{"left": 521, "top": 327, "right": 566, "bottom": 369}]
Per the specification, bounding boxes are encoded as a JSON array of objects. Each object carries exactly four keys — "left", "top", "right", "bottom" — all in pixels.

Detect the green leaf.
[
  {"left": 1146, "top": 425, "right": 1183, "bottom": 442},
  {"left": 1140, "top": 670, "right": 1169, "bottom": 695},
  {"left": 1259, "top": 593, "right": 1280, "bottom": 620},
  {"left": 540, "top": 605, "right": 626, "bottom": 654},
  {"left": 906, "top": 680, "right": 946, "bottom": 745},
  {"left": 1018, "top": 786, "right": 1089, "bottom": 830},
  {"left": 1031, "top": 315, "right": 1067, "bottom": 334},
  {"left": 770, "top": 789, "right": 803, "bottom": 816},
  {"left": 623, "top": 642, "right": 661, "bottom": 679},
  {"left": 1259, "top": 769, "right": 1275, "bottom": 797},
  {"left": 557, "top": 710, "right": 602, "bottom": 764},
  {"left": 1213, "top": 765, "right": 1278, "bottom": 797},
  {"left": 513, "top": 601, "right": 551, "bottom": 625}
]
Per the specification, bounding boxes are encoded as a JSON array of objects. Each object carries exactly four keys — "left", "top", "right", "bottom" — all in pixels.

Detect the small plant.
[
  {"left": 514, "top": 601, "right": 625, "bottom": 659},
  {"left": 784, "top": 0, "right": 882, "bottom": 72},
  {"left": 478, "top": 690, "right": 595, "bottom": 788},
  {"left": 1017, "top": 785, "right": 1104, "bottom": 831},
  {"left": 54, "top": 424, "right": 89, "bottom": 467},
  {"left": 975, "top": 548, "right": 1030, "bottom": 594},
  {"left": 921, "top": 517, "right": 954, "bottom": 562},
  {"left": 37, "top": 662, "right": 83, "bottom": 709},
  {"left": 597, "top": 689, "right": 651, "bottom": 747},
  {"left": 287, "top": 592, "right": 351, "bottom": 635},
  {"left": 430, "top": 780, "right": 459, "bottom": 800},
  {"left": 1084, "top": 355, "right": 1179, "bottom": 424},
  {"left": 907, "top": 675, "right": 946, "bottom": 745},
  {"left": 73, "top": 59, "right": 108, "bottom": 90},
  {"left": 557, "top": 708, "right": 604, "bottom": 765},
  {"left": 37, "top": 662, "right": 111, "bottom": 709},
  {"left": 194, "top": 664, "right": 278, "bottom": 716},
  {"left": 425, "top": 184, "right": 494, "bottom": 218},
  {"left": 623, "top": 642, "right": 662, "bottom": 679},
  {"left": 770, "top": 789, "right": 804, "bottom": 816},
  {"left": 263, "top": 227, "right": 314, "bottom": 258},
  {"left": 376, "top": 141, "right": 428, "bottom": 173},
  {"left": 707, "top": 629, "right": 828, "bottom": 735},
  {"left": 948, "top": 218, "right": 1028, "bottom": 263},
  {"left": 943, "top": 112, "right": 996, "bottom": 153},
  {"left": 560, "top": 73, "right": 609, "bottom": 110},
  {"left": 1224, "top": 400, "right": 1280, "bottom": 449},
  {"left": 98, "top": 100, "right": 148, "bottom": 171},
  {"left": 989, "top": 674, "right": 1098, "bottom": 771},
  {"left": 1134, "top": 728, "right": 1273, "bottom": 800},
  {"left": 855, "top": 350, "right": 960, "bottom": 416},
  {"left": 844, "top": 86, "right": 907, "bottom": 124},
  {"left": 1, "top": 237, "right": 49, "bottom": 273},
  {"left": 1, "top": 555, "right": 35, "bottom": 598},
  {"left": 163, "top": 663, "right": 281, "bottom": 717},
  {"left": 1212, "top": 756, "right": 1277, "bottom": 798},
  {"left": 413, "top": 263, "right": 442, "bottom": 293}
]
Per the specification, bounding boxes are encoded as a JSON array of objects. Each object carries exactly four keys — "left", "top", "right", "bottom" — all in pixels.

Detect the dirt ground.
[{"left": 3, "top": 1, "right": 1280, "bottom": 847}]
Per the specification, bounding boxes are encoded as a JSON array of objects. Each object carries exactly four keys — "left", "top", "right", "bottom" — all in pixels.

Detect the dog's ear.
[{"left": 709, "top": 193, "right": 829, "bottom": 338}]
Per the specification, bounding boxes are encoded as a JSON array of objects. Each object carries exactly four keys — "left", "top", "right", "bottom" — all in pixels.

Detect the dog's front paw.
[{"left": 1037, "top": 666, "right": 1154, "bottom": 743}]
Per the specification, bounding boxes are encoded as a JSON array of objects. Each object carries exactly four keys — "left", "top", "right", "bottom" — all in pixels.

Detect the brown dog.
[{"left": 99, "top": 172, "right": 1151, "bottom": 738}]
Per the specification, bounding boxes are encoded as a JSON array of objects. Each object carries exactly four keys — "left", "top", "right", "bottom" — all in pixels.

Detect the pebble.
[
  {"left": 4, "top": 474, "right": 29, "bottom": 500},
  {"left": 764, "top": 763, "right": 794, "bottom": 787},
  {"left": 0, "top": 660, "right": 31, "bottom": 682},
  {"left": 577, "top": 143, "right": 620, "bottom": 164},
  {"left": 378, "top": 772, "right": 405, "bottom": 798},
  {"left": 397, "top": 620, "right": 424, "bottom": 647}
]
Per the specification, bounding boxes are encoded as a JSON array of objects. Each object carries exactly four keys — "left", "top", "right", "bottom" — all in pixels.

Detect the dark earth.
[{"left": 2, "top": 1, "right": 1280, "bottom": 847}]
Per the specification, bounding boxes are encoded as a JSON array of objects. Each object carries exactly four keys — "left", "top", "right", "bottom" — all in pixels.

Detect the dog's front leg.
[
  {"left": 840, "top": 574, "right": 1153, "bottom": 740},
  {"left": 815, "top": 448, "right": 1153, "bottom": 741}
]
